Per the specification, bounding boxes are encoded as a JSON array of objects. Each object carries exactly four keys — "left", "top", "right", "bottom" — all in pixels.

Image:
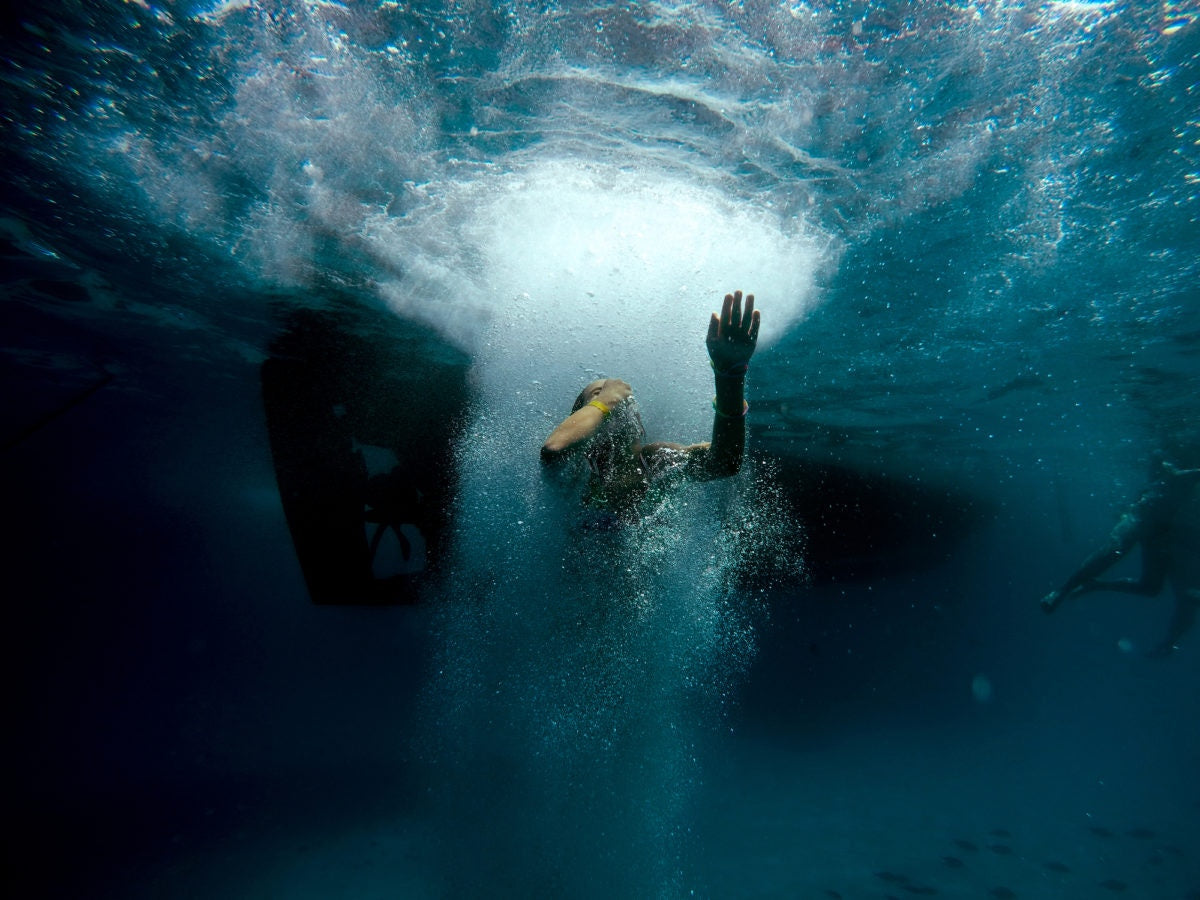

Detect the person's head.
[
  {"left": 571, "top": 377, "right": 644, "bottom": 476},
  {"left": 571, "top": 378, "right": 610, "bottom": 414}
]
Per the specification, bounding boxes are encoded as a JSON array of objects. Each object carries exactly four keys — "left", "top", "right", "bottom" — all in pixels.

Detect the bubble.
[{"left": 971, "top": 674, "right": 993, "bottom": 703}]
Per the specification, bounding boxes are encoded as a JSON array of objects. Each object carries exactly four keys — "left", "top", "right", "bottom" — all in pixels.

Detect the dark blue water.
[{"left": 5, "top": 2, "right": 1200, "bottom": 897}]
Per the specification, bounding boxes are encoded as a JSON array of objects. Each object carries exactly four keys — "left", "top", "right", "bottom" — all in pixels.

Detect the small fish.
[
  {"left": 1043, "top": 861, "right": 1071, "bottom": 873},
  {"left": 1099, "top": 879, "right": 1128, "bottom": 893},
  {"left": 900, "top": 886, "right": 938, "bottom": 896},
  {"left": 1089, "top": 826, "right": 1115, "bottom": 838},
  {"left": 989, "top": 888, "right": 1016, "bottom": 899},
  {"left": 875, "top": 871, "right": 911, "bottom": 885},
  {"left": 823, "top": 891, "right": 842, "bottom": 899},
  {"left": 942, "top": 855, "right": 965, "bottom": 869},
  {"left": 1126, "top": 827, "right": 1155, "bottom": 839},
  {"left": 953, "top": 839, "right": 979, "bottom": 852},
  {"left": 989, "top": 844, "right": 1015, "bottom": 855},
  {"left": 990, "top": 828, "right": 1012, "bottom": 838}
]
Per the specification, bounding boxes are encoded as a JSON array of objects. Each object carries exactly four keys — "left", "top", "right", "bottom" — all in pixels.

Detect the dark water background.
[{"left": 4, "top": 2, "right": 1200, "bottom": 897}]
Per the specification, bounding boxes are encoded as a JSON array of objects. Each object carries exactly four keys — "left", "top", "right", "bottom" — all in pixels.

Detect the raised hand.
[{"left": 706, "top": 290, "right": 761, "bottom": 373}]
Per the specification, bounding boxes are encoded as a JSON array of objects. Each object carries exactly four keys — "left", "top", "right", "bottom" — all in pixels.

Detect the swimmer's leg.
[
  {"left": 1040, "top": 533, "right": 1137, "bottom": 614},
  {"left": 1088, "top": 540, "right": 1168, "bottom": 597},
  {"left": 1040, "top": 582, "right": 1091, "bottom": 613}
]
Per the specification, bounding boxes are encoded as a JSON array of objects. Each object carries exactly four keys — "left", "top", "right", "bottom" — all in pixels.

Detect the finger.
[
  {"left": 742, "top": 294, "right": 755, "bottom": 335},
  {"left": 730, "top": 290, "right": 743, "bottom": 330},
  {"left": 707, "top": 312, "right": 720, "bottom": 343},
  {"left": 748, "top": 308, "right": 761, "bottom": 343},
  {"left": 720, "top": 293, "right": 734, "bottom": 330}
]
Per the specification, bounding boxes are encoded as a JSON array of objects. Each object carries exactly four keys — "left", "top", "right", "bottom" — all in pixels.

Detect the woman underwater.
[{"left": 540, "top": 289, "right": 761, "bottom": 518}]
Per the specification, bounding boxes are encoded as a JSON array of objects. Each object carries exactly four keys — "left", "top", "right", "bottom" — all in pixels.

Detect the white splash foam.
[{"left": 376, "top": 160, "right": 827, "bottom": 368}]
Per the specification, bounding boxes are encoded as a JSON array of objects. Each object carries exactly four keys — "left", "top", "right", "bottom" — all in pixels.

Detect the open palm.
[{"left": 706, "top": 290, "right": 760, "bottom": 372}]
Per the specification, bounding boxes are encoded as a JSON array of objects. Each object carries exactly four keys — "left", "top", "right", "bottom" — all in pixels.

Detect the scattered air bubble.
[{"left": 971, "top": 674, "right": 993, "bottom": 703}]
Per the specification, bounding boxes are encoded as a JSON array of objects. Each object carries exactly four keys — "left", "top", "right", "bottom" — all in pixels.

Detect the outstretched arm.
[
  {"left": 541, "top": 378, "right": 632, "bottom": 462},
  {"left": 689, "top": 290, "right": 760, "bottom": 480}
]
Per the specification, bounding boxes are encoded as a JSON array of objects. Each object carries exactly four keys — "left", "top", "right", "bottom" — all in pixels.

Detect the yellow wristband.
[{"left": 588, "top": 399, "right": 611, "bottom": 418}]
